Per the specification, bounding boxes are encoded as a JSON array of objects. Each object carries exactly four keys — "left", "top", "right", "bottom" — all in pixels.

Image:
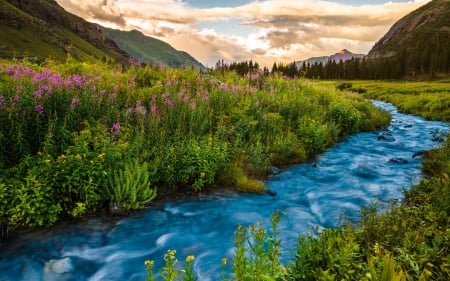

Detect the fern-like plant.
[{"left": 109, "top": 160, "right": 157, "bottom": 210}]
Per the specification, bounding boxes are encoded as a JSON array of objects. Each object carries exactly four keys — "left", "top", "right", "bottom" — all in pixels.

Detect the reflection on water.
[{"left": 0, "top": 101, "right": 448, "bottom": 281}]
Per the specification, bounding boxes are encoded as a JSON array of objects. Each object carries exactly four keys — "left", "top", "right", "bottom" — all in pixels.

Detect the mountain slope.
[
  {"left": 0, "top": 0, "right": 128, "bottom": 63},
  {"left": 368, "top": 0, "right": 450, "bottom": 58},
  {"left": 367, "top": 0, "right": 450, "bottom": 75},
  {"left": 101, "top": 28, "right": 206, "bottom": 70},
  {"left": 294, "top": 49, "right": 364, "bottom": 68}
]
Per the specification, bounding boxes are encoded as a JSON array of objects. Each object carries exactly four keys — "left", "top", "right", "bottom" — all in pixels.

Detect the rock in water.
[
  {"left": 388, "top": 158, "right": 408, "bottom": 164},
  {"left": 44, "top": 257, "right": 74, "bottom": 274}
]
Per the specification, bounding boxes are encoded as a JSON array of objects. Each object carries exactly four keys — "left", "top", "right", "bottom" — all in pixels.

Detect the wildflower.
[
  {"left": 111, "top": 122, "right": 121, "bottom": 133},
  {"left": 150, "top": 105, "right": 158, "bottom": 115},
  {"left": 279, "top": 266, "right": 288, "bottom": 275},
  {"left": 11, "top": 95, "right": 20, "bottom": 104},
  {"left": 186, "top": 255, "right": 195, "bottom": 263},
  {"left": 144, "top": 260, "right": 154, "bottom": 269},
  {"left": 190, "top": 101, "right": 196, "bottom": 109},
  {"left": 34, "top": 89, "right": 43, "bottom": 99},
  {"left": 221, "top": 258, "right": 227, "bottom": 266},
  {"left": 76, "top": 202, "right": 85, "bottom": 208},
  {"left": 35, "top": 104, "right": 44, "bottom": 116},
  {"left": 71, "top": 97, "right": 80, "bottom": 109}
]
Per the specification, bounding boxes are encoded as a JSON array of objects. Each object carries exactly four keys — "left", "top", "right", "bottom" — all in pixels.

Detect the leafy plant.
[{"left": 109, "top": 159, "right": 157, "bottom": 210}]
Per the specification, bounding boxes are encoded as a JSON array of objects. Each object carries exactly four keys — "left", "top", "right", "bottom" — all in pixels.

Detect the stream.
[{"left": 0, "top": 101, "right": 448, "bottom": 281}]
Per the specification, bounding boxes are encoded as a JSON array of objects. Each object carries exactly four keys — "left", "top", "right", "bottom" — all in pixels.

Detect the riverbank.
[{"left": 0, "top": 62, "right": 390, "bottom": 240}]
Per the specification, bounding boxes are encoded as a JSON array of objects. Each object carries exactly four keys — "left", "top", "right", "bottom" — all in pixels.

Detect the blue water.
[{"left": 0, "top": 101, "right": 448, "bottom": 281}]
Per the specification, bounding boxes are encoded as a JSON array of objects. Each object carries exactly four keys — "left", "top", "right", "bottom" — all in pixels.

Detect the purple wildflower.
[
  {"left": 150, "top": 105, "right": 158, "bottom": 115},
  {"left": 111, "top": 122, "right": 121, "bottom": 133},
  {"left": 35, "top": 104, "right": 44, "bottom": 116},
  {"left": 190, "top": 101, "right": 197, "bottom": 109},
  {"left": 11, "top": 95, "right": 20, "bottom": 104},
  {"left": 71, "top": 97, "right": 80, "bottom": 109},
  {"left": 5, "top": 65, "right": 15, "bottom": 75},
  {"left": 34, "top": 89, "right": 43, "bottom": 99}
]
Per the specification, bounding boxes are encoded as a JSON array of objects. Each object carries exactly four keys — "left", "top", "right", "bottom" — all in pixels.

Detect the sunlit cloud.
[{"left": 56, "top": 0, "right": 431, "bottom": 67}]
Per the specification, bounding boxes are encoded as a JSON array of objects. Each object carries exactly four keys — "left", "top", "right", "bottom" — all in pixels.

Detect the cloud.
[{"left": 56, "top": 0, "right": 431, "bottom": 67}]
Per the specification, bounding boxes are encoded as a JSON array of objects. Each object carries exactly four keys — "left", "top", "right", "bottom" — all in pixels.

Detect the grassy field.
[{"left": 354, "top": 80, "right": 450, "bottom": 121}]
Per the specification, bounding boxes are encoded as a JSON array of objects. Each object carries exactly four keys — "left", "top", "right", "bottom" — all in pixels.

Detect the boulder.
[
  {"left": 377, "top": 132, "right": 395, "bottom": 142},
  {"left": 44, "top": 257, "right": 74, "bottom": 274},
  {"left": 388, "top": 158, "right": 408, "bottom": 164},
  {"left": 265, "top": 189, "right": 277, "bottom": 196}
]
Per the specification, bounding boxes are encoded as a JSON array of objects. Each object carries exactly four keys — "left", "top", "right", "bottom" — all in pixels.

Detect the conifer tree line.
[{"left": 216, "top": 32, "right": 450, "bottom": 79}]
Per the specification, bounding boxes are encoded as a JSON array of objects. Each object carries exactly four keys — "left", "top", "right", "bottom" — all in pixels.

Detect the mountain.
[
  {"left": 100, "top": 28, "right": 206, "bottom": 70},
  {"left": 368, "top": 0, "right": 450, "bottom": 59},
  {"left": 294, "top": 49, "right": 364, "bottom": 68},
  {"left": 0, "top": 0, "right": 129, "bottom": 64},
  {"left": 367, "top": 0, "right": 450, "bottom": 75}
]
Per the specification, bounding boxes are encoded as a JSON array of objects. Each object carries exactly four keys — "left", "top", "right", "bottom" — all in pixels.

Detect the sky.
[{"left": 55, "top": 0, "right": 430, "bottom": 67}]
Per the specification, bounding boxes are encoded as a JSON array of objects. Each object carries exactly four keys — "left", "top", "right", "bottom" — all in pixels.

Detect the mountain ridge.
[
  {"left": 294, "top": 49, "right": 365, "bottom": 68},
  {"left": 0, "top": 0, "right": 129, "bottom": 64},
  {"left": 0, "top": 0, "right": 205, "bottom": 69},
  {"left": 368, "top": 0, "right": 450, "bottom": 59},
  {"left": 100, "top": 27, "right": 206, "bottom": 70}
]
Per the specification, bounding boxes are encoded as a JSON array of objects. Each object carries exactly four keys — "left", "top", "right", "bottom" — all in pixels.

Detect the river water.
[{"left": 0, "top": 101, "right": 448, "bottom": 281}]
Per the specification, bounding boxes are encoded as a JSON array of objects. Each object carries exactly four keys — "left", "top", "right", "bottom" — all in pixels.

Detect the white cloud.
[{"left": 56, "top": 0, "right": 431, "bottom": 67}]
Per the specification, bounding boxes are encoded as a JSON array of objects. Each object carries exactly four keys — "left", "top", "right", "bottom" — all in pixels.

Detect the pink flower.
[
  {"left": 35, "top": 104, "right": 44, "bottom": 116},
  {"left": 111, "top": 122, "right": 121, "bottom": 133},
  {"left": 71, "top": 97, "right": 80, "bottom": 109}
]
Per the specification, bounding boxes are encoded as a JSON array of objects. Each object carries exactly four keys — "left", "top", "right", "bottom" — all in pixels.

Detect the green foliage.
[
  {"left": 229, "top": 211, "right": 286, "bottom": 281},
  {"left": 0, "top": 62, "right": 389, "bottom": 232},
  {"left": 109, "top": 160, "right": 157, "bottom": 210},
  {"left": 144, "top": 250, "right": 197, "bottom": 281},
  {"left": 6, "top": 172, "right": 61, "bottom": 227},
  {"left": 329, "top": 102, "right": 361, "bottom": 135},
  {"left": 289, "top": 226, "right": 364, "bottom": 280}
]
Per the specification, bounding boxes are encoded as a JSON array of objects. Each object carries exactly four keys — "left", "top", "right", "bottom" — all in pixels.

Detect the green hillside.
[
  {"left": 0, "top": 0, "right": 128, "bottom": 64},
  {"left": 101, "top": 28, "right": 205, "bottom": 70}
]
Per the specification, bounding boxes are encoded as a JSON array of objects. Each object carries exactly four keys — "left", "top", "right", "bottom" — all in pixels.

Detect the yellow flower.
[
  {"left": 186, "top": 255, "right": 195, "bottom": 263},
  {"left": 45, "top": 159, "right": 51, "bottom": 164},
  {"left": 98, "top": 153, "right": 105, "bottom": 159},
  {"left": 279, "top": 266, "right": 288, "bottom": 275},
  {"left": 221, "top": 258, "right": 227, "bottom": 266},
  {"left": 374, "top": 242, "right": 381, "bottom": 256},
  {"left": 76, "top": 202, "right": 85, "bottom": 208},
  {"left": 144, "top": 260, "right": 154, "bottom": 268},
  {"left": 75, "top": 154, "right": 81, "bottom": 160},
  {"left": 58, "top": 154, "right": 66, "bottom": 159}
]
